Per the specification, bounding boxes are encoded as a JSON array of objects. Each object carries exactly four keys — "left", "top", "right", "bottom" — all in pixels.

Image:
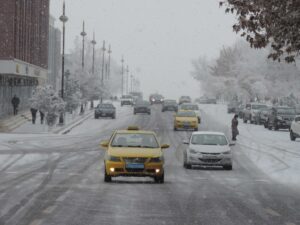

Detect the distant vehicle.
[
  {"left": 290, "top": 115, "right": 300, "bottom": 141},
  {"left": 197, "top": 96, "right": 216, "bottom": 104},
  {"left": 149, "top": 94, "right": 164, "bottom": 104},
  {"left": 179, "top": 96, "right": 191, "bottom": 105},
  {"left": 120, "top": 95, "right": 133, "bottom": 106},
  {"left": 227, "top": 101, "right": 239, "bottom": 113},
  {"left": 206, "top": 97, "right": 217, "bottom": 104},
  {"left": 162, "top": 99, "right": 178, "bottom": 112},
  {"left": 183, "top": 131, "right": 233, "bottom": 170},
  {"left": 95, "top": 103, "right": 116, "bottom": 119},
  {"left": 179, "top": 103, "right": 201, "bottom": 123},
  {"left": 236, "top": 104, "right": 245, "bottom": 118},
  {"left": 256, "top": 108, "right": 271, "bottom": 126},
  {"left": 174, "top": 110, "right": 198, "bottom": 131},
  {"left": 266, "top": 106, "right": 296, "bottom": 130},
  {"left": 134, "top": 100, "right": 151, "bottom": 115},
  {"left": 130, "top": 92, "right": 143, "bottom": 105},
  {"left": 100, "top": 126, "right": 169, "bottom": 183},
  {"left": 243, "top": 103, "right": 268, "bottom": 123}
]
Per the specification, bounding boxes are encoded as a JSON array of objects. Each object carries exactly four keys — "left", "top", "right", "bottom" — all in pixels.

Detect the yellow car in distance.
[
  {"left": 100, "top": 126, "right": 169, "bottom": 183},
  {"left": 174, "top": 110, "right": 198, "bottom": 131}
]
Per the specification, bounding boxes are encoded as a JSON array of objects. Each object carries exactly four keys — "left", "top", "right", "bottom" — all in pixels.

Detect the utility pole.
[
  {"left": 101, "top": 40, "right": 106, "bottom": 103},
  {"left": 130, "top": 74, "right": 133, "bottom": 93}
]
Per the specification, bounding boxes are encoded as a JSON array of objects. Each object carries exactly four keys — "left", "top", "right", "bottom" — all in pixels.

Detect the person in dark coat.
[
  {"left": 11, "top": 95, "right": 20, "bottom": 115},
  {"left": 30, "top": 108, "right": 38, "bottom": 124},
  {"left": 231, "top": 114, "right": 239, "bottom": 141},
  {"left": 39, "top": 110, "right": 45, "bottom": 124}
]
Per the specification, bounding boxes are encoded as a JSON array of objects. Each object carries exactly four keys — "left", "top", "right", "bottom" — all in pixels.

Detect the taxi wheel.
[
  {"left": 154, "top": 173, "right": 164, "bottom": 183},
  {"left": 104, "top": 169, "right": 112, "bottom": 182}
]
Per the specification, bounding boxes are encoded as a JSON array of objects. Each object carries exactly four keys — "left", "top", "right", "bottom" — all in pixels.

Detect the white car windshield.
[
  {"left": 191, "top": 134, "right": 228, "bottom": 146},
  {"left": 111, "top": 133, "right": 159, "bottom": 148}
]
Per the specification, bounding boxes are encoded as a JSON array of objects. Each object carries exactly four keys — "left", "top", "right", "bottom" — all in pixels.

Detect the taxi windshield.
[
  {"left": 111, "top": 133, "right": 159, "bottom": 148},
  {"left": 176, "top": 111, "right": 196, "bottom": 117},
  {"left": 191, "top": 134, "right": 228, "bottom": 146}
]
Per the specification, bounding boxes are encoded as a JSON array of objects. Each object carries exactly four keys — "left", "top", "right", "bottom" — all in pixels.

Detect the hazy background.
[{"left": 50, "top": 0, "right": 238, "bottom": 99}]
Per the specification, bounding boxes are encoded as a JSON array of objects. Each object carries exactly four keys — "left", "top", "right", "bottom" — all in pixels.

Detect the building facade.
[{"left": 0, "top": 0, "right": 50, "bottom": 118}]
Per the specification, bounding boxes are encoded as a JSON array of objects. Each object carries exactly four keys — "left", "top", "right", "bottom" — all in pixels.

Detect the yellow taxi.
[
  {"left": 100, "top": 126, "right": 169, "bottom": 183},
  {"left": 174, "top": 110, "right": 198, "bottom": 131}
]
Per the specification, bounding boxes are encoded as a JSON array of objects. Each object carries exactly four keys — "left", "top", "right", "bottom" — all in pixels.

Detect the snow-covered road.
[{"left": 0, "top": 103, "right": 299, "bottom": 225}]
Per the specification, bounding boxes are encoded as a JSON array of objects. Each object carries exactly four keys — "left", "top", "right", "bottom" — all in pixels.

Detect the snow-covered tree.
[
  {"left": 30, "top": 86, "right": 65, "bottom": 126},
  {"left": 191, "top": 40, "right": 300, "bottom": 102},
  {"left": 65, "top": 76, "right": 81, "bottom": 113},
  {"left": 220, "top": 0, "right": 300, "bottom": 62}
]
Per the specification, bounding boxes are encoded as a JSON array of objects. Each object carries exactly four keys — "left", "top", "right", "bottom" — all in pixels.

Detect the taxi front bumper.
[{"left": 105, "top": 161, "right": 164, "bottom": 177}]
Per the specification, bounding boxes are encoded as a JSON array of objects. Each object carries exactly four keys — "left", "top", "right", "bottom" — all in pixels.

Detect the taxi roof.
[{"left": 115, "top": 129, "right": 156, "bottom": 135}]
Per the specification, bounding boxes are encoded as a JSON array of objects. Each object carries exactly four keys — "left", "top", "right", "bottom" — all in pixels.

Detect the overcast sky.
[{"left": 50, "top": 0, "right": 238, "bottom": 99}]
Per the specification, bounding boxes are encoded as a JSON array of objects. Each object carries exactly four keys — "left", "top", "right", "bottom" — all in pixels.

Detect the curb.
[{"left": 55, "top": 111, "right": 94, "bottom": 135}]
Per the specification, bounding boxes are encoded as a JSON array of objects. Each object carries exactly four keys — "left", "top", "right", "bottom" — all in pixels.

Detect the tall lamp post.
[
  {"left": 90, "top": 32, "right": 97, "bottom": 109},
  {"left": 59, "top": 0, "right": 68, "bottom": 125},
  {"left": 80, "top": 21, "right": 87, "bottom": 114},
  {"left": 126, "top": 65, "right": 129, "bottom": 94},
  {"left": 101, "top": 40, "right": 106, "bottom": 103},
  {"left": 130, "top": 74, "right": 133, "bottom": 93},
  {"left": 107, "top": 44, "right": 112, "bottom": 79},
  {"left": 80, "top": 21, "right": 87, "bottom": 69},
  {"left": 121, "top": 56, "right": 124, "bottom": 96}
]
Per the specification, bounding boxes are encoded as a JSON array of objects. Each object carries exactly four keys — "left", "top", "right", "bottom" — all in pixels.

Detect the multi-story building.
[
  {"left": 0, "top": 0, "right": 50, "bottom": 118},
  {"left": 48, "top": 16, "right": 61, "bottom": 91}
]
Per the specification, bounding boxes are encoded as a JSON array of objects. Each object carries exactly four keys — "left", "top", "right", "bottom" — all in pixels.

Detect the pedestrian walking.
[
  {"left": 11, "top": 95, "right": 20, "bottom": 115},
  {"left": 30, "top": 108, "right": 38, "bottom": 124},
  {"left": 39, "top": 110, "right": 45, "bottom": 124},
  {"left": 231, "top": 114, "right": 239, "bottom": 141}
]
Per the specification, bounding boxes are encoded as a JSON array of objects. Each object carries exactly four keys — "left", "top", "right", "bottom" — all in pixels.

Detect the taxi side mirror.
[
  {"left": 100, "top": 140, "right": 109, "bottom": 148},
  {"left": 161, "top": 144, "right": 170, "bottom": 149}
]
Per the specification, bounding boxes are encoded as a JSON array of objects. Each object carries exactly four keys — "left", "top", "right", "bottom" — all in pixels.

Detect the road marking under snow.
[
  {"left": 265, "top": 208, "right": 281, "bottom": 217},
  {"left": 43, "top": 205, "right": 57, "bottom": 214},
  {"left": 29, "top": 219, "right": 43, "bottom": 225}
]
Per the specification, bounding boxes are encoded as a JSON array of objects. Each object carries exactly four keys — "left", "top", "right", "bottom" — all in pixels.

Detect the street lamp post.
[
  {"left": 126, "top": 65, "right": 129, "bottom": 94},
  {"left": 80, "top": 21, "right": 87, "bottom": 69},
  {"left": 101, "top": 40, "right": 106, "bottom": 103},
  {"left": 107, "top": 45, "right": 112, "bottom": 79},
  {"left": 80, "top": 21, "right": 87, "bottom": 114},
  {"left": 130, "top": 74, "right": 133, "bottom": 93},
  {"left": 90, "top": 32, "right": 97, "bottom": 109},
  {"left": 59, "top": 0, "right": 68, "bottom": 125},
  {"left": 91, "top": 32, "right": 97, "bottom": 75},
  {"left": 121, "top": 56, "right": 124, "bottom": 96}
]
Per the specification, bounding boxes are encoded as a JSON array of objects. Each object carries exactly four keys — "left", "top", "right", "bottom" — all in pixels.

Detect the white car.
[
  {"left": 183, "top": 131, "right": 233, "bottom": 170},
  {"left": 290, "top": 115, "right": 300, "bottom": 141},
  {"left": 179, "top": 103, "right": 201, "bottom": 123}
]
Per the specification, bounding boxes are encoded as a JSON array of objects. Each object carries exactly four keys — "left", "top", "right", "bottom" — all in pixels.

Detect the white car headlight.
[
  {"left": 222, "top": 151, "right": 231, "bottom": 155},
  {"left": 189, "top": 149, "right": 198, "bottom": 154}
]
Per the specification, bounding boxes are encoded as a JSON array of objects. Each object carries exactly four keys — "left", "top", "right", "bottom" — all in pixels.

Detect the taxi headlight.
[
  {"left": 107, "top": 155, "right": 121, "bottom": 162},
  {"left": 150, "top": 156, "right": 163, "bottom": 163}
]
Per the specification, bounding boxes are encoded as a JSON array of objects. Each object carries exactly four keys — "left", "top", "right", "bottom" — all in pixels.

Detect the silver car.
[{"left": 183, "top": 131, "right": 233, "bottom": 170}]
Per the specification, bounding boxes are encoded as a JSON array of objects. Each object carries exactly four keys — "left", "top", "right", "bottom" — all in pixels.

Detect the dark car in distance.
[
  {"left": 95, "top": 103, "right": 116, "bottom": 119},
  {"left": 149, "top": 94, "right": 164, "bottom": 104},
  {"left": 179, "top": 96, "right": 191, "bottom": 105},
  {"left": 162, "top": 100, "right": 178, "bottom": 112},
  {"left": 134, "top": 101, "right": 151, "bottom": 115},
  {"left": 266, "top": 106, "right": 296, "bottom": 130}
]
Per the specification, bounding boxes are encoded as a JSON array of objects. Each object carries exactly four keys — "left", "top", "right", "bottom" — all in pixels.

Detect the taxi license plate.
[{"left": 126, "top": 163, "right": 144, "bottom": 169}]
